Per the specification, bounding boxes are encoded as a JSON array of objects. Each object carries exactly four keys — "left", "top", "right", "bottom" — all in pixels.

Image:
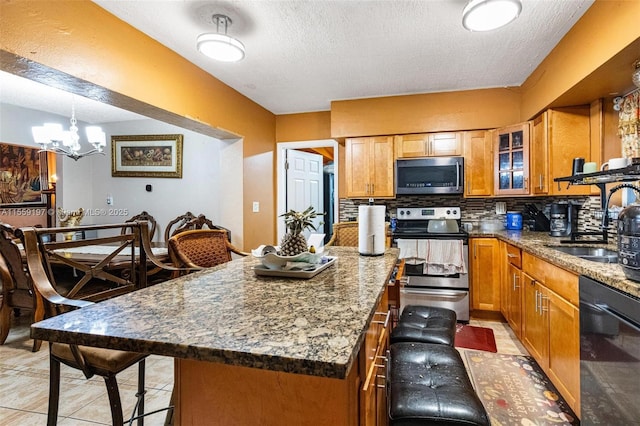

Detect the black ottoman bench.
[
  {"left": 390, "top": 305, "right": 457, "bottom": 346},
  {"left": 387, "top": 342, "right": 490, "bottom": 426}
]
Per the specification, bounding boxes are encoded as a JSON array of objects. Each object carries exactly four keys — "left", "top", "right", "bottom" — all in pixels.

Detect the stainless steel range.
[{"left": 392, "top": 206, "right": 469, "bottom": 321}]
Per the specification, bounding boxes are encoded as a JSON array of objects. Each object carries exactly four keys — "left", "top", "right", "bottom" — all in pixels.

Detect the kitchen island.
[{"left": 31, "top": 246, "right": 399, "bottom": 425}]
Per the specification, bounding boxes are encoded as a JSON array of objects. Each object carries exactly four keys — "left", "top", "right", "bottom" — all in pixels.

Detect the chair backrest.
[
  {"left": 326, "top": 222, "right": 359, "bottom": 246},
  {"left": 122, "top": 211, "right": 157, "bottom": 241},
  {"left": 168, "top": 229, "right": 241, "bottom": 269},
  {"left": 165, "top": 212, "right": 231, "bottom": 242},
  {"left": 0, "top": 223, "right": 32, "bottom": 296},
  {"left": 326, "top": 221, "right": 391, "bottom": 247}
]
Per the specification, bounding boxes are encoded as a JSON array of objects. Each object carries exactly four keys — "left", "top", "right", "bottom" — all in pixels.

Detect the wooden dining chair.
[
  {"left": 165, "top": 212, "right": 232, "bottom": 242},
  {"left": 168, "top": 229, "right": 247, "bottom": 277},
  {"left": 325, "top": 221, "right": 391, "bottom": 247},
  {"left": 122, "top": 211, "right": 157, "bottom": 241},
  {"left": 18, "top": 225, "right": 174, "bottom": 426},
  {"left": 0, "top": 223, "right": 44, "bottom": 351}
]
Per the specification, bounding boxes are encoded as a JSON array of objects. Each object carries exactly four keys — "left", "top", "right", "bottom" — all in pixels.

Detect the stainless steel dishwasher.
[{"left": 579, "top": 276, "right": 640, "bottom": 424}]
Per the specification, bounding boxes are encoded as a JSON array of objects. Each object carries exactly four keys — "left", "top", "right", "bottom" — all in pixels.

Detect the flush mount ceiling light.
[
  {"left": 197, "top": 14, "right": 245, "bottom": 62},
  {"left": 462, "top": 0, "right": 522, "bottom": 32}
]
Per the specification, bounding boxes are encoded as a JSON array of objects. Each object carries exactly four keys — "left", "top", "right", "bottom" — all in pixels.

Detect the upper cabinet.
[
  {"left": 345, "top": 136, "right": 395, "bottom": 198},
  {"left": 463, "top": 130, "right": 493, "bottom": 197},
  {"left": 395, "top": 132, "right": 462, "bottom": 158},
  {"left": 494, "top": 122, "right": 531, "bottom": 196},
  {"left": 530, "top": 106, "right": 591, "bottom": 196}
]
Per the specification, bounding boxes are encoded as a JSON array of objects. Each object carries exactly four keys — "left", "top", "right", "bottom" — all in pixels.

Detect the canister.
[{"left": 505, "top": 211, "right": 523, "bottom": 230}]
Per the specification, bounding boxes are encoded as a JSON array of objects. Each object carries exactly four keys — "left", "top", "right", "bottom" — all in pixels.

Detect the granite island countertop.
[
  {"left": 470, "top": 230, "right": 640, "bottom": 298},
  {"left": 31, "top": 246, "right": 399, "bottom": 379}
]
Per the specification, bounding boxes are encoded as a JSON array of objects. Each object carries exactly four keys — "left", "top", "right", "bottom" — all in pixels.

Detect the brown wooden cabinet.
[
  {"left": 530, "top": 106, "right": 591, "bottom": 196},
  {"left": 360, "top": 287, "right": 390, "bottom": 426},
  {"left": 470, "top": 238, "right": 501, "bottom": 312},
  {"left": 521, "top": 252, "right": 580, "bottom": 416},
  {"left": 494, "top": 122, "right": 530, "bottom": 196},
  {"left": 395, "top": 132, "right": 462, "bottom": 158},
  {"left": 463, "top": 130, "right": 493, "bottom": 197},
  {"left": 501, "top": 242, "right": 523, "bottom": 338},
  {"left": 345, "top": 136, "right": 395, "bottom": 198}
]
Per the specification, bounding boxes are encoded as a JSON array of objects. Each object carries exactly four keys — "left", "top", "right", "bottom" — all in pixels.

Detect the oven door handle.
[{"left": 401, "top": 288, "right": 468, "bottom": 298}]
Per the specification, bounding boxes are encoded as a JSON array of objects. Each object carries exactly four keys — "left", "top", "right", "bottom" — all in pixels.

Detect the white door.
[{"left": 285, "top": 149, "right": 324, "bottom": 239}]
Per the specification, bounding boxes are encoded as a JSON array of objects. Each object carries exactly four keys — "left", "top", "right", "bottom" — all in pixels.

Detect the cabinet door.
[
  {"left": 548, "top": 107, "right": 591, "bottom": 196},
  {"left": 370, "top": 136, "right": 395, "bottom": 197},
  {"left": 494, "top": 123, "right": 530, "bottom": 196},
  {"left": 522, "top": 272, "right": 549, "bottom": 369},
  {"left": 346, "top": 138, "right": 371, "bottom": 197},
  {"left": 395, "top": 134, "right": 428, "bottom": 158},
  {"left": 531, "top": 112, "right": 549, "bottom": 195},
  {"left": 463, "top": 130, "right": 493, "bottom": 197},
  {"left": 429, "top": 132, "right": 462, "bottom": 156},
  {"left": 547, "top": 288, "right": 580, "bottom": 416},
  {"left": 507, "top": 262, "right": 522, "bottom": 338},
  {"left": 470, "top": 238, "right": 501, "bottom": 311}
]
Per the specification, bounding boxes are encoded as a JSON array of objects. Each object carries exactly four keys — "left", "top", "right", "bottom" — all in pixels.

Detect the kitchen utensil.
[
  {"left": 583, "top": 162, "right": 597, "bottom": 173},
  {"left": 572, "top": 157, "right": 584, "bottom": 175},
  {"left": 601, "top": 157, "right": 630, "bottom": 171}
]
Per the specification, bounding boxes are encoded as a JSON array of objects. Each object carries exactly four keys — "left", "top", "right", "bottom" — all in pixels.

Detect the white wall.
[{"left": 0, "top": 103, "right": 244, "bottom": 245}]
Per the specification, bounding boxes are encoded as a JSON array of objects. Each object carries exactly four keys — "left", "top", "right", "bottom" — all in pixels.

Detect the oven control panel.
[{"left": 396, "top": 207, "right": 460, "bottom": 220}]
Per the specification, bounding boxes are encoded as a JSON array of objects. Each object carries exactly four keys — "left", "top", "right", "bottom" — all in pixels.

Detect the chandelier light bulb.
[{"left": 462, "top": 0, "right": 522, "bottom": 32}]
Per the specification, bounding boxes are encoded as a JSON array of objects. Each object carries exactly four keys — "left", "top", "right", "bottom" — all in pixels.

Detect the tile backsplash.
[{"left": 339, "top": 194, "right": 617, "bottom": 239}]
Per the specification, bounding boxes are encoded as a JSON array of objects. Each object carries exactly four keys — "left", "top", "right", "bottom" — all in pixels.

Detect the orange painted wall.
[
  {"left": 275, "top": 112, "right": 332, "bottom": 142},
  {"left": 0, "top": 0, "right": 275, "bottom": 250},
  {"left": 520, "top": 0, "right": 640, "bottom": 120},
  {"left": 330, "top": 88, "right": 522, "bottom": 138}
]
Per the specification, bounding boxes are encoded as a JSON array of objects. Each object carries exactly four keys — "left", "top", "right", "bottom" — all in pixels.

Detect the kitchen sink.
[{"left": 545, "top": 245, "right": 618, "bottom": 263}]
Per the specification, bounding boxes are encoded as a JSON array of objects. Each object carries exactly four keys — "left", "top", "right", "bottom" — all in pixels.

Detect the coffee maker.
[{"left": 549, "top": 202, "right": 578, "bottom": 237}]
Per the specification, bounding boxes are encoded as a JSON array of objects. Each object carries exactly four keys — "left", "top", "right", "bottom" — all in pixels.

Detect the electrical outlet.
[{"left": 252, "top": 201, "right": 260, "bottom": 212}]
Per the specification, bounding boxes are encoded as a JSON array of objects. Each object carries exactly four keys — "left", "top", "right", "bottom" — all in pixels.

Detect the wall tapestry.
[
  {"left": 0, "top": 142, "right": 46, "bottom": 206},
  {"left": 111, "top": 134, "right": 183, "bottom": 178}
]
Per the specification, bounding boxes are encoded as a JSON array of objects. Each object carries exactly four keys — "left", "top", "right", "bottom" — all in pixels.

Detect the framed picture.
[
  {"left": 0, "top": 142, "right": 48, "bottom": 206},
  {"left": 111, "top": 134, "right": 183, "bottom": 178}
]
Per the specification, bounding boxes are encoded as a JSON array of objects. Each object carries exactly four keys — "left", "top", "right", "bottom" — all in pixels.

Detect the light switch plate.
[{"left": 252, "top": 201, "right": 260, "bottom": 212}]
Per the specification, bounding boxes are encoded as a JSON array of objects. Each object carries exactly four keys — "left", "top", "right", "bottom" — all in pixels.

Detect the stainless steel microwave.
[{"left": 395, "top": 156, "right": 464, "bottom": 195}]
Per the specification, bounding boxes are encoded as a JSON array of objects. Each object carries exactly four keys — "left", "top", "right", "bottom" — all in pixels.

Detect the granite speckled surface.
[
  {"left": 31, "top": 247, "right": 399, "bottom": 379},
  {"left": 471, "top": 230, "right": 640, "bottom": 299}
]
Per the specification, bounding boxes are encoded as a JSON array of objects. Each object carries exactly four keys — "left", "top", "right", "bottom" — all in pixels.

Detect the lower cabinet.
[
  {"left": 360, "top": 287, "right": 390, "bottom": 426},
  {"left": 521, "top": 252, "right": 580, "bottom": 417},
  {"left": 470, "top": 238, "right": 501, "bottom": 311},
  {"left": 502, "top": 242, "right": 523, "bottom": 338}
]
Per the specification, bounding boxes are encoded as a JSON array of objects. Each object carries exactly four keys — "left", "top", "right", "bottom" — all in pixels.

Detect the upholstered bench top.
[
  {"left": 387, "top": 342, "right": 490, "bottom": 426},
  {"left": 390, "top": 305, "right": 457, "bottom": 346}
]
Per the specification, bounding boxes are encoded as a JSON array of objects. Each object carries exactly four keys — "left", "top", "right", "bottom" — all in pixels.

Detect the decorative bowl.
[{"left": 260, "top": 251, "right": 322, "bottom": 270}]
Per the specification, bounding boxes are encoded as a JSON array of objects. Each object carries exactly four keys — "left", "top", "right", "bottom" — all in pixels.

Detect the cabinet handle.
[
  {"left": 524, "top": 177, "right": 529, "bottom": 191},
  {"left": 507, "top": 253, "right": 517, "bottom": 259},
  {"left": 371, "top": 183, "right": 374, "bottom": 194},
  {"left": 534, "top": 289, "right": 539, "bottom": 313},
  {"left": 473, "top": 243, "right": 477, "bottom": 258},
  {"left": 512, "top": 273, "right": 519, "bottom": 290},
  {"left": 539, "top": 174, "right": 543, "bottom": 190},
  {"left": 540, "top": 293, "right": 548, "bottom": 313},
  {"left": 372, "top": 311, "right": 391, "bottom": 328}
]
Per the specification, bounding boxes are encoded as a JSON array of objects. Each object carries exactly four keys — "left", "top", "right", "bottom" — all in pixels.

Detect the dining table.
[{"left": 30, "top": 246, "right": 400, "bottom": 425}]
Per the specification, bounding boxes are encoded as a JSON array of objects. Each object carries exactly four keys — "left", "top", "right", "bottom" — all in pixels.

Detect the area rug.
[
  {"left": 464, "top": 350, "right": 579, "bottom": 425},
  {"left": 455, "top": 324, "right": 497, "bottom": 352}
]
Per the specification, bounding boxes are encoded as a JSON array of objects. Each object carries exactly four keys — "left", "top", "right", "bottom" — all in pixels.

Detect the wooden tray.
[{"left": 253, "top": 256, "right": 337, "bottom": 279}]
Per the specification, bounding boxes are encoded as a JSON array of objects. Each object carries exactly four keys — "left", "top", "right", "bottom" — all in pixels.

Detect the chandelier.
[{"left": 31, "top": 103, "right": 106, "bottom": 161}]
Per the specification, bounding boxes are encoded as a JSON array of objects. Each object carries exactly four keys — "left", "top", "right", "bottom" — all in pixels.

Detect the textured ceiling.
[
  {"left": 0, "top": 0, "right": 594, "bottom": 121},
  {"left": 94, "top": 0, "right": 594, "bottom": 114}
]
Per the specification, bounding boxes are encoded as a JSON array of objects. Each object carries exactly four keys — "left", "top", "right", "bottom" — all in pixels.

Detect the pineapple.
[{"left": 279, "top": 206, "right": 321, "bottom": 256}]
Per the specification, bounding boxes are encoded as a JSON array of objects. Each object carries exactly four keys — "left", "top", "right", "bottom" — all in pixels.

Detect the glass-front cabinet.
[{"left": 494, "top": 122, "right": 530, "bottom": 196}]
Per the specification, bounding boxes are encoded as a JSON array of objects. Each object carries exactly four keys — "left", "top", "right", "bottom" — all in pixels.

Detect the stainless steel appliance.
[
  {"left": 395, "top": 157, "right": 464, "bottom": 195},
  {"left": 617, "top": 202, "right": 640, "bottom": 282},
  {"left": 392, "top": 206, "right": 469, "bottom": 321},
  {"left": 579, "top": 276, "right": 640, "bottom": 423},
  {"left": 549, "top": 202, "right": 570, "bottom": 236}
]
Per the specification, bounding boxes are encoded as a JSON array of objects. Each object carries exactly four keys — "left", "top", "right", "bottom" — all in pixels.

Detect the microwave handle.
[{"left": 456, "top": 161, "right": 460, "bottom": 190}]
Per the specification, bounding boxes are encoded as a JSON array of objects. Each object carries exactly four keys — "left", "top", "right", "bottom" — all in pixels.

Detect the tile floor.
[{"left": 0, "top": 312, "right": 527, "bottom": 425}]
